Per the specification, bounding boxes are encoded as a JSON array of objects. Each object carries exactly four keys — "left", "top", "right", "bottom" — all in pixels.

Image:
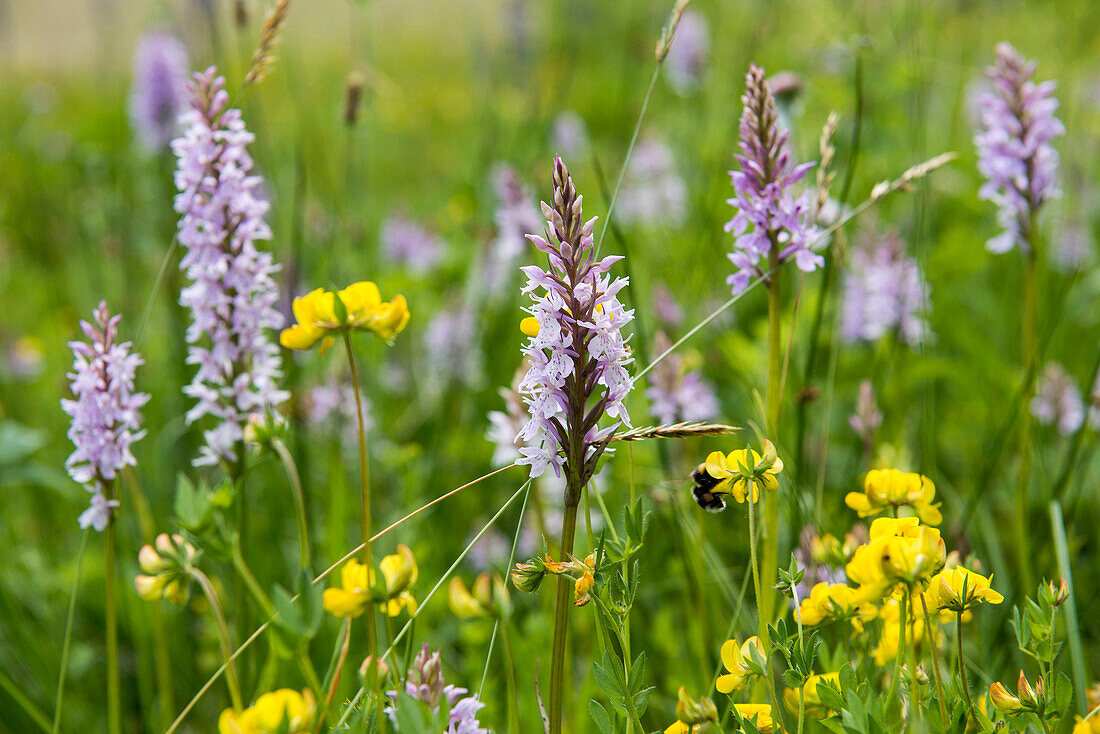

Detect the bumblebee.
[{"left": 690, "top": 464, "right": 729, "bottom": 512}]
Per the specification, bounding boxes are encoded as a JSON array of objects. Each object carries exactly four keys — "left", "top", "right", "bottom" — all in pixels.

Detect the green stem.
[
  {"left": 1016, "top": 249, "right": 1037, "bottom": 594},
  {"left": 761, "top": 247, "right": 782, "bottom": 640},
  {"left": 886, "top": 591, "right": 908, "bottom": 715},
  {"left": 343, "top": 332, "right": 378, "bottom": 660},
  {"left": 272, "top": 438, "right": 312, "bottom": 571},
  {"left": 191, "top": 569, "right": 244, "bottom": 710},
  {"left": 0, "top": 667, "right": 51, "bottom": 733},
  {"left": 501, "top": 628, "right": 521, "bottom": 734},
  {"left": 52, "top": 529, "right": 90, "bottom": 734},
  {"left": 105, "top": 489, "right": 121, "bottom": 734},
  {"left": 918, "top": 593, "right": 949, "bottom": 727},
  {"left": 957, "top": 611, "right": 977, "bottom": 723},
  {"left": 548, "top": 502, "right": 579, "bottom": 734}
]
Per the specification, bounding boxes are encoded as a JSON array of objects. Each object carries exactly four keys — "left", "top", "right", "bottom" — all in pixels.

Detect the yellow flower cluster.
[
  {"left": 698, "top": 443, "right": 783, "bottom": 505},
  {"left": 280, "top": 281, "right": 409, "bottom": 352},
  {"left": 846, "top": 517, "right": 946, "bottom": 600},
  {"left": 924, "top": 566, "right": 1003, "bottom": 613},
  {"left": 218, "top": 688, "right": 316, "bottom": 734},
  {"left": 664, "top": 705, "right": 774, "bottom": 733},
  {"left": 322, "top": 545, "right": 418, "bottom": 618},
  {"left": 845, "top": 469, "right": 942, "bottom": 525},
  {"left": 795, "top": 582, "right": 876, "bottom": 631},
  {"left": 716, "top": 636, "right": 766, "bottom": 693}
]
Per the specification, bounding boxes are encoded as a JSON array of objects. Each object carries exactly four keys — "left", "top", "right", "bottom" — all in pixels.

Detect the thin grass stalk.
[
  {"left": 1050, "top": 500, "right": 1089, "bottom": 714},
  {"left": 1, "top": 667, "right": 51, "bottom": 734},
  {"left": 52, "top": 529, "right": 90, "bottom": 734},
  {"left": 334, "top": 482, "right": 531, "bottom": 728},
  {"left": 957, "top": 611, "right": 977, "bottom": 723},
  {"left": 343, "top": 332, "right": 378, "bottom": 660},
  {"left": 190, "top": 569, "right": 244, "bottom": 710},
  {"left": 272, "top": 438, "right": 311, "bottom": 570},
  {"left": 918, "top": 592, "right": 950, "bottom": 727}
]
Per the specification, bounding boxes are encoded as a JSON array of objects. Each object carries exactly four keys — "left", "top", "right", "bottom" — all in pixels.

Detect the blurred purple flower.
[
  {"left": 840, "top": 228, "right": 930, "bottom": 346},
  {"left": 974, "top": 42, "right": 1063, "bottom": 254},
  {"left": 61, "top": 302, "right": 149, "bottom": 530},
  {"left": 487, "top": 164, "right": 542, "bottom": 292},
  {"left": 517, "top": 157, "right": 634, "bottom": 481},
  {"left": 645, "top": 331, "right": 718, "bottom": 425},
  {"left": 381, "top": 215, "right": 445, "bottom": 272},
  {"left": 616, "top": 137, "right": 687, "bottom": 228},
  {"left": 665, "top": 9, "right": 710, "bottom": 95},
  {"left": 550, "top": 111, "right": 589, "bottom": 158},
  {"left": 389, "top": 645, "right": 489, "bottom": 733},
  {"left": 172, "top": 66, "right": 288, "bottom": 467},
  {"left": 848, "top": 379, "right": 883, "bottom": 442},
  {"left": 129, "top": 31, "right": 190, "bottom": 152},
  {"left": 1031, "top": 362, "right": 1084, "bottom": 435},
  {"left": 652, "top": 282, "right": 684, "bottom": 327},
  {"left": 424, "top": 304, "right": 480, "bottom": 388},
  {"left": 305, "top": 379, "right": 372, "bottom": 440},
  {"left": 726, "top": 64, "right": 820, "bottom": 294}
]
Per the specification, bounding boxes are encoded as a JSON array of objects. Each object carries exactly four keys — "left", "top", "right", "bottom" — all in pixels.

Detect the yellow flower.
[
  {"left": 664, "top": 724, "right": 700, "bottom": 734},
  {"left": 280, "top": 281, "right": 409, "bottom": 351},
  {"left": 449, "top": 574, "right": 493, "bottom": 619},
  {"left": 731, "top": 704, "right": 775, "bottom": 733},
  {"left": 322, "top": 545, "right": 419, "bottom": 618},
  {"left": 698, "top": 442, "right": 783, "bottom": 505},
  {"left": 925, "top": 567, "right": 1003, "bottom": 613},
  {"left": 322, "top": 559, "right": 373, "bottom": 617},
  {"left": 796, "top": 582, "right": 876, "bottom": 631},
  {"left": 716, "top": 637, "right": 766, "bottom": 694},
  {"left": 1073, "top": 715, "right": 1100, "bottom": 734},
  {"left": 845, "top": 469, "right": 942, "bottom": 525},
  {"left": 989, "top": 681, "right": 1024, "bottom": 715},
  {"left": 218, "top": 688, "right": 316, "bottom": 734},
  {"left": 520, "top": 316, "right": 540, "bottom": 337},
  {"left": 846, "top": 517, "right": 945, "bottom": 601},
  {"left": 784, "top": 672, "right": 841, "bottom": 718}
]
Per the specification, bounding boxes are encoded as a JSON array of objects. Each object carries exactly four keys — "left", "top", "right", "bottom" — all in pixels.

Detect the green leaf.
[{"left": 589, "top": 701, "right": 614, "bottom": 734}]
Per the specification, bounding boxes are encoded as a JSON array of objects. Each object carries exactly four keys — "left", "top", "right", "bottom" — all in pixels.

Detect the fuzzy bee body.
[{"left": 691, "top": 464, "right": 728, "bottom": 512}]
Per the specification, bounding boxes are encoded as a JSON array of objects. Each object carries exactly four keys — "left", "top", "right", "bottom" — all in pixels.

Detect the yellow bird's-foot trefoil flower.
[
  {"left": 690, "top": 440, "right": 783, "bottom": 512},
  {"left": 730, "top": 704, "right": 777, "bottom": 733},
  {"left": 845, "top": 468, "right": 942, "bottom": 525},
  {"left": 795, "top": 582, "right": 877, "bottom": 631},
  {"left": 716, "top": 636, "right": 767, "bottom": 693},
  {"left": 846, "top": 517, "right": 945, "bottom": 602},
  {"left": 322, "top": 544, "right": 419, "bottom": 618},
  {"left": 218, "top": 688, "right": 316, "bottom": 734},
  {"left": 280, "top": 281, "right": 409, "bottom": 352},
  {"left": 448, "top": 572, "right": 510, "bottom": 619},
  {"left": 925, "top": 566, "right": 1004, "bottom": 613},
  {"left": 510, "top": 553, "right": 599, "bottom": 607}
]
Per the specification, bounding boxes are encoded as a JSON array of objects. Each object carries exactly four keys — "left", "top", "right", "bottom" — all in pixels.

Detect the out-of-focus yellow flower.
[
  {"left": 1073, "top": 715, "right": 1100, "bottom": 734},
  {"left": 323, "top": 545, "right": 418, "bottom": 618},
  {"left": 784, "top": 672, "right": 841, "bottom": 718},
  {"left": 846, "top": 517, "right": 945, "bottom": 601},
  {"left": 845, "top": 469, "right": 942, "bottom": 525},
  {"left": 449, "top": 573, "right": 508, "bottom": 619},
  {"left": 280, "top": 281, "right": 409, "bottom": 352},
  {"left": 698, "top": 441, "right": 783, "bottom": 505},
  {"left": 664, "top": 723, "right": 700, "bottom": 734},
  {"left": 520, "top": 316, "right": 540, "bottom": 337},
  {"left": 925, "top": 567, "right": 1003, "bottom": 613},
  {"left": 796, "top": 582, "right": 876, "bottom": 631},
  {"left": 218, "top": 688, "right": 316, "bottom": 733},
  {"left": 716, "top": 637, "right": 766, "bottom": 694},
  {"left": 731, "top": 704, "right": 776, "bottom": 733},
  {"left": 871, "top": 597, "right": 938, "bottom": 666}
]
